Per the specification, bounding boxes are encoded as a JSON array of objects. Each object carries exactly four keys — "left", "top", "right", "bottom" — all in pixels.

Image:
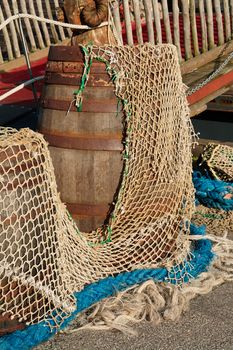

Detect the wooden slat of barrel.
[{"left": 39, "top": 46, "right": 124, "bottom": 232}]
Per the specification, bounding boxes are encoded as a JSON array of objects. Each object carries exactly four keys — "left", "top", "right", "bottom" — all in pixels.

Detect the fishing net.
[
  {"left": 0, "top": 44, "right": 196, "bottom": 327},
  {"left": 193, "top": 205, "right": 233, "bottom": 237},
  {"left": 193, "top": 143, "right": 233, "bottom": 237},
  {"left": 199, "top": 143, "right": 233, "bottom": 182}
]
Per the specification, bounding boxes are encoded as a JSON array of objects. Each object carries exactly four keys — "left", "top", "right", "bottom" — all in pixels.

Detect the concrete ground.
[{"left": 36, "top": 282, "right": 233, "bottom": 350}]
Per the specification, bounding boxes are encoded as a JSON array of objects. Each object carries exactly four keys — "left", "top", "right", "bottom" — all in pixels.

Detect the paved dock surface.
[{"left": 36, "top": 282, "right": 233, "bottom": 350}]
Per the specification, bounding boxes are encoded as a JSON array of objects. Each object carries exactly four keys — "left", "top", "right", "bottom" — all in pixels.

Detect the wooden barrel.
[{"left": 39, "top": 46, "right": 123, "bottom": 232}]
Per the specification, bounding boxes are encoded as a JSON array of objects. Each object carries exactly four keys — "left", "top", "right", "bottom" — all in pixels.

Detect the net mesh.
[
  {"left": 0, "top": 44, "right": 196, "bottom": 326},
  {"left": 193, "top": 205, "right": 233, "bottom": 236},
  {"left": 200, "top": 143, "right": 233, "bottom": 182}
]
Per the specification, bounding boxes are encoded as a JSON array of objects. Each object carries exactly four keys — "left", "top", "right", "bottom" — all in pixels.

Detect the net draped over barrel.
[
  {"left": 40, "top": 45, "right": 124, "bottom": 232},
  {"left": 0, "top": 44, "right": 196, "bottom": 327}
]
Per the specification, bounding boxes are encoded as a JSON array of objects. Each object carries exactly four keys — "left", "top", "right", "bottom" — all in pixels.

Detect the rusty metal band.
[
  {"left": 41, "top": 131, "right": 123, "bottom": 151},
  {"left": 66, "top": 203, "right": 109, "bottom": 217},
  {"left": 46, "top": 61, "right": 107, "bottom": 74},
  {"left": 45, "top": 72, "right": 113, "bottom": 87},
  {"left": 42, "top": 98, "right": 118, "bottom": 113},
  {"left": 48, "top": 46, "right": 85, "bottom": 62}
]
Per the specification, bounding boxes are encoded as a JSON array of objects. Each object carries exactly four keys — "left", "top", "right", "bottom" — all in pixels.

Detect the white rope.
[
  {"left": 0, "top": 13, "right": 109, "bottom": 32},
  {"left": 0, "top": 76, "right": 44, "bottom": 102}
]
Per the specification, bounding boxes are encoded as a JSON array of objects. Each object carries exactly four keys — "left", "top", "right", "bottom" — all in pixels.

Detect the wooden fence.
[
  {"left": 0, "top": 0, "right": 71, "bottom": 63},
  {"left": 0, "top": 0, "right": 233, "bottom": 64}
]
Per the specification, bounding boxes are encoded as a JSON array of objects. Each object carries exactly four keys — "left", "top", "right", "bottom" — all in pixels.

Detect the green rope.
[
  {"left": 73, "top": 44, "right": 93, "bottom": 112},
  {"left": 195, "top": 211, "right": 224, "bottom": 220}
]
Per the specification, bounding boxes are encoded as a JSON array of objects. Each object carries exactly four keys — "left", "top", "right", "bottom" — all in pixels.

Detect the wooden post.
[
  {"left": 161, "top": 0, "right": 172, "bottom": 43},
  {"left": 230, "top": 0, "right": 233, "bottom": 39},
  {"left": 0, "top": 6, "right": 14, "bottom": 61},
  {"left": 36, "top": 0, "right": 51, "bottom": 46},
  {"left": 111, "top": 1, "right": 123, "bottom": 44},
  {"left": 28, "top": 1, "right": 46, "bottom": 49},
  {"left": 54, "top": 0, "right": 67, "bottom": 40},
  {"left": 0, "top": 47, "right": 4, "bottom": 64},
  {"left": 19, "top": 0, "right": 37, "bottom": 52},
  {"left": 190, "top": 0, "right": 200, "bottom": 56},
  {"left": 11, "top": 0, "right": 20, "bottom": 34},
  {"left": 54, "top": 0, "right": 73, "bottom": 38},
  {"left": 152, "top": 0, "right": 162, "bottom": 44},
  {"left": 223, "top": 0, "right": 231, "bottom": 42},
  {"left": 206, "top": 0, "right": 215, "bottom": 49},
  {"left": 143, "top": 0, "right": 155, "bottom": 44},
  {"left": 123, "top": 0, "right": 134, "bottom": 45},
  {"left": 198, "top": 0, "right": 208, "bottom": 52},
  {"left": 2, "top": 0, "right": 21, "bottom": 58},
  {"left": 132, "top": 0, "right": 143, "bottom": 44},
  {"left": 173, "top": 0, "right": 182, "bottom": 61},
  {"left": 45, "top": 1, "right": 61, "bottom": 43},
  {"left": 181, "top": 0, "right": 192, "bottom": 60},
  {"left": 214, "top": 0, "right": 224, "bottom": 45}
]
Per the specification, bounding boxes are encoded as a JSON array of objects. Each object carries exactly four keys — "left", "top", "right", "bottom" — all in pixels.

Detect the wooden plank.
[
  {"left": 111, "top": 0, "right": 123, "bottom": 44},
  {"left": 53, "top": 0, "right": 69, "bottom": 40},
  {"left": 132, "top": 0, "right": 143, "bottom": 44},
  {"left": 162, "top": 0, "right": 173, "bottom": 43},
  {"left": 123, "top": 0, "right": 134, "bottom": 45},
  {"left": 28, "top": 1, "right": 46, "bottom": 49},
  {"left": 37, "top": 1, "right": 52, "bottom": 47},
  {"left": 181, "top": 0, "right": 192, "bottom": 60},
  {"left": 198, "top": 0, "right": 208, "bottom": 53},
  {"left": 223, "top": 0, "right": 231, "bottom": 42},
  {"left": 207, "top": 102, "right": 233, "bottom": 112},
  {"left": 181, "top": 40, "right": 233, "bottom": 75},
  {"left": 42, "top": 98, "right": 119, "bottom": 112},
  {"left": 230, "top": 0, "right": 233, "bottom": 39},
  {"left": 189, "top": 87, "right": 229, "bottom": 117},
  {"left": 190, "top": 0, "right": 200, "bottom": 56},
  {"left": 45, "top": 1, "right": 61, "bottom": 43},
  {"left": 11, "top": 0, "right": 20, "bottom": 35},
  {"left": 214, "top": 0, "right": 224, "bottom": 45},
  {"left": 187, "top": 70, "right": 233, "bottom": 106},
  {"left": 0, "top": 47, "right": 3, "bottom": 64},
  {"left": 206, "top": 0, "right": 215, "bottom": 49},
  {"left": 143, "top": 0, "right": 155, "bottom": 44},
  {"left": 152, "top": 0, "right": 162, "bottom": 44},
  {"left": 0, "top": 6, "right": 14, "bottom": 61},
  {"left": 173, "top": 0, "right": 182, "bottom": 61},
  {"left": 2, "top": 0, "right": 21, "bottom": 58},
  {"left": 19, "top": 0, "right": 36, "bottom": 51},
  {"left": 189, "top": 103, "right": 207, "bottom": 117}
]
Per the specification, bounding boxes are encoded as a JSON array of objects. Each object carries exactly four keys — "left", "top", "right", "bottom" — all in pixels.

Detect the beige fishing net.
[
  {"left": 0, "top": 44, "right": 196, "bottom": 326},
  {"left": 193, "top": 205, "right": 233, "bottom": 237},
  {"left": 199, "top": 143, "right": 233, "bottom": 182}
]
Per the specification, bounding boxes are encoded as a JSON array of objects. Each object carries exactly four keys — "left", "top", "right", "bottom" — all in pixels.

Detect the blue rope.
[
  {"left": 0, "top": 224, "right": 214, "bottom": 350},
  {"left": 193, "top": 171, "right": 233, "bottom": 211}
]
